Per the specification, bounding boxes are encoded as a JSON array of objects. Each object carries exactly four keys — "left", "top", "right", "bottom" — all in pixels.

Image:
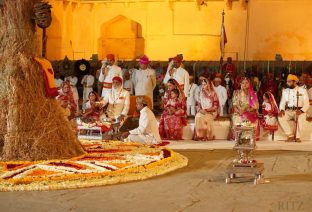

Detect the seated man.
[
  {"left": 100, "top": 76, "right": 130, "bottom": 123},
  {"left": 122, "top": 97, "right": 161, "bottom": 144}
]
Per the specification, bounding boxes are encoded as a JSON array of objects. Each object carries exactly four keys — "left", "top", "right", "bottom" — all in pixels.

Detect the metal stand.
[{"left": 225, "top": 124, "right": 264, "bottom": 185}]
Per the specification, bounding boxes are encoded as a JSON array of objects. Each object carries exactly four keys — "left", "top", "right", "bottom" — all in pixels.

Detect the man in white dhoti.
[
  {"left": 187, "top": 76, "right": 198, "bottom": 116},
  {"left": 98, "top": 54, "right": 123, "bottom": 98},
  {"left": 278, "top": 74, "right": 309, "bottom": 142},
  {"left": 100, "top": 76, "right": 130, "bottom": 122},
  {"left": 65, "top": 74, "right": 79, "bottom": 111},
  {"left": 81, "top": 74, "right": 95, "bottom": 104},
  {"left": 122, "top": 97, "right": 161, "bottom": 144},
  {"left": 163, "top": 56, "right": 190, "bottom": 97},
  {"left": 213, "top": 74, "right": 228, "bottom": 116},
  {"left": 132, "top": 55, "right": 156, "bottom": 107}
]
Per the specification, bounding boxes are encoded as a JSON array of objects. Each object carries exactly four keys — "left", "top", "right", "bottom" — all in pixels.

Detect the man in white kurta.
[
  {"left": 100, "top": 76, "right": 130, "bottom": 122},
  {"left": 123, "top": 70, "right": 133, "bottom": 95},
  {"left": 132, "top": 55, "right": 156, "bottom": 107},
  {"left": 65, "top": 75, "right": 79, "bottom": 111},
  {"left": 163, "top": 56, "right": 190, "bottom": 97},
  {"left": 187, "top": 76, "right": 198, "bottom": 116},
  {"left": 213, "top": 75, "right": 228, "bottom": 116},
  {"left": 81, "top": 74, "right": 95, "bottom": 103},
  {"left": 123, "top": 97, "right": 161, "bottom": 144},
  {"left": 54, "top": 71, "right": 63, "bottom": 91},
  {"left": 98, "top": 54, "right": 123, "bottom": 98},
  {"left": 278, "top": 74, "right": 309, "bottom": 142}
]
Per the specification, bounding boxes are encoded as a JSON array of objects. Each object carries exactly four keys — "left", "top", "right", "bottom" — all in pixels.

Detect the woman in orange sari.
[{"left": 159, "top": 79, "right": 187, "bottom": 140}]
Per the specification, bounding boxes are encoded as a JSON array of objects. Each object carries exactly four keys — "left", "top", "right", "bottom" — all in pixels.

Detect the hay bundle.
[{"left": 0, "top": 0, "right": 84, "bottom": 161}]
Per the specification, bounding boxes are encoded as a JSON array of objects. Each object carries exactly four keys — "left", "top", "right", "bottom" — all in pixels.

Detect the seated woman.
[
  {"left": 260, "top": 91, "right": 279, "bottom": 133},
  {"left": 82, "top": 91, "right": 102, "bottom": 121},
  {"left": 159, "top": 79, "right": 187, "bottom": 140},
  {"left": 194, "top": 79, "right": 219, "bottom": 141},
  {"left": 230, "top": 77, "right": 260, "bottom": 140},
  {"left": 56, "top": 81, "right": 77, "bottom": 120}
]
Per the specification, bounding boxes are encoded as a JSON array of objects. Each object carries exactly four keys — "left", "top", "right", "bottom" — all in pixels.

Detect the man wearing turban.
[
  {"left": 278, "top": 74, "right": 309, "bottom": 142},
  {"left": 132, "top": 55, "right": 156, "bottom": 108},
  {"left": 98, "top": 54, "right": 123, "bottom": 98},
  {"left": 99, "top": 76, "right": 130, "bottom": 124},
  {"left": 163, "top": 54, "right": 190, "bottom": 97},
  {"left": 122, "top": 96, "right": 161, "bottom": 144}
]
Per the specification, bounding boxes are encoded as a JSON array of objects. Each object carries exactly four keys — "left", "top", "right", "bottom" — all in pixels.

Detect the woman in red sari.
[
  {"left": 82, "top": 91, "right": 102, "bottom": 121},
  {"left": 159, "top": 79, "right": 187, "bottom": 140},
  {"left": 260, "top": 91, "right": 279, "bottom": 132},
  {"left": 56, "top": 81, "right": 77, "bottom": 119},
  {"left": 194, "top": 79, "right": 219, "bottom": 141}
]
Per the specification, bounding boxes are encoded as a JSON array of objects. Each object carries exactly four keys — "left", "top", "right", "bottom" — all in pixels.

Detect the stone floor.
[
  {"left": 1, "top": 149, "right": 312, "bottom": 212},
  {"left": 168, "top": 139, "right": 312, "bottom": 151}
]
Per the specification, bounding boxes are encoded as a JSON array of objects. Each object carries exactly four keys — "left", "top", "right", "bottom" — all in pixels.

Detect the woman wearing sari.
[
  {"left": 260, "top": 91, "right": 279, "bottom": 132},
  {"left": 82, "top": 91, "right": 102, "bottom": 121},
  {"left": 194, "top": 79, "right": 219, "bottom": 141},
  {"left": 230, "top": 77, "right": 260, "bottom": 140},
  {"left": 159, "top": 79, "right": 187, "bottom": 140},
  {"left": 56, "top": 81, "right": 77, "bottom": 119}
]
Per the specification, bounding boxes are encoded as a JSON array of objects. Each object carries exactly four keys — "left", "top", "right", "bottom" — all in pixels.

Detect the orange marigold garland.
[{"left": 0, "top": 140, "right": 188, "bottom": 191}]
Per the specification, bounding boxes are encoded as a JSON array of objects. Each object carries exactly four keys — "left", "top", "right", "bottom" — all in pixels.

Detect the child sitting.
[{"left": 261, "top": 91, "right": 279, "bottom": 132}]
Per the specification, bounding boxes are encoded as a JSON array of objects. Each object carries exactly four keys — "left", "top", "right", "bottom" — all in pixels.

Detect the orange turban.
[{"left": 287, "top": 74, "right": 299, "bottom": 82}]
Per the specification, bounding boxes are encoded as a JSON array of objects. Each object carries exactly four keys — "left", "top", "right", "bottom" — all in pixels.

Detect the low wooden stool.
[{"left": 225, "top": 163, "right": 264, "bottom": 185}]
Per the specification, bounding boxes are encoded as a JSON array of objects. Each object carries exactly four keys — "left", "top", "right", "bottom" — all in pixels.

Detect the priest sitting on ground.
[
  {"left": 121, "top": 97, "right": 161, "bottom": 144},
  {"left": 278, "top": 74, "right": 309, "bottom": 143},
  {"left": 99, "top": 76, "right": 130, "bottom": 124}
]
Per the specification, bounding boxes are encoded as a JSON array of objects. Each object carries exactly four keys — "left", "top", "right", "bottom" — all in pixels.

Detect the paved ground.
[
  {"left": 1, "top": 149, "right": 312, "bottom": 212},
  {"left": 168, "top": 140, "right": 312, "bottom": 151}
]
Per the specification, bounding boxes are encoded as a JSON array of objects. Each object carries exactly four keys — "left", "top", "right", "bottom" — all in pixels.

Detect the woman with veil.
[{"left": 159, "top": 79, "right": 187, "bottom": 140}]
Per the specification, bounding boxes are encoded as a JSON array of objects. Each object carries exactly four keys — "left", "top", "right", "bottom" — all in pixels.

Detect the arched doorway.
[{"left": 98, "top": 15, "right": 144, "bottom": 60}]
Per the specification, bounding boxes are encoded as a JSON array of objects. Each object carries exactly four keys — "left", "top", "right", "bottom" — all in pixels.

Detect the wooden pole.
[{"left": 42, "top": 28, "right": 46, "bottom": 58}]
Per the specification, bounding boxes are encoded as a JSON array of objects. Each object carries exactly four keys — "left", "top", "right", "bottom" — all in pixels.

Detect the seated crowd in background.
[{"left": 54, "top": 54, "right": 312, "bottom": 143}]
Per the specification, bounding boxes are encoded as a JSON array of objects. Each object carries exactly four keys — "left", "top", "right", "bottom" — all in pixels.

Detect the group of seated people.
[{"left": 54, "top": 54, "right": 312, "bottom": 144}]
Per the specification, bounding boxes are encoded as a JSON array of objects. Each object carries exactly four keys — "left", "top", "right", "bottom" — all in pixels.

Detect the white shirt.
[
  {"left": 81, "top": 75, "right": 95, "bottom": 87},
  {"left": 132, "top": 68, "right": 156, "bottom": 96},
  {"left": 279, "top": 86, "right": 309, "bottom": 112},
  {"left": 65, "top": 76, "right": 78, "bottom": 87},
  {"left": 98, "top": 64, "right": 123, "bottom": 84},
  {"left": 54, "top": 78, "right": 63, "bottom": 89},
  {"left": 101, "top": 88, "right": 130, "bottom": 118},
  {"left": 214, "top": 85, "right": 228, "bottom": 106},
  {"left": 123, "top": 79, "right": 133, "bottom": 95},
  {"left": 187, "top": 83, "right": 198, "bottom": 106},
  {"left": 163, "top": 66, "right": 190, "bottom": 96},
  {"left": 195, "top": 85, "right": 202, "bottom": 103},
  {"left": 129, "top": 107, "right": 161, "bottom": 143}
]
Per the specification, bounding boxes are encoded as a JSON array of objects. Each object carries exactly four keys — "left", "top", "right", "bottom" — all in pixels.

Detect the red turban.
[
  {"left": 173, "top": 56, "right": 182, "bottom": 63},
  {"left": 112, "top": 76, "right": 122, "bottom": 83},
  {"left": 139, "top": 55, "right": 149, "bottom": 65},
  {"left": 106, "top": 54, "right": 115, "bottom": 61}
]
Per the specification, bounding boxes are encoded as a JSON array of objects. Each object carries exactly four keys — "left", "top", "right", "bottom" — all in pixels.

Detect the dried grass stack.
[{"left": 0, "top": 0, "right": 84, "bottom": 161}]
